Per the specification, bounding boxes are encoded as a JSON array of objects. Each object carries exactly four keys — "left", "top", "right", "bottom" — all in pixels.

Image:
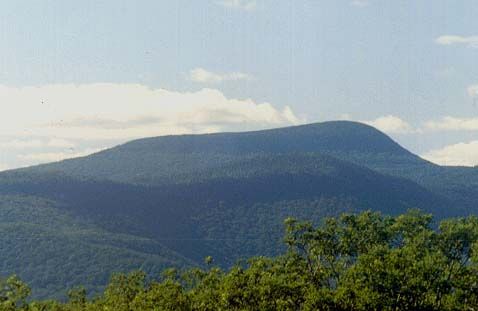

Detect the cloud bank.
[
  {"left": 422, "top": 141, "right": 478, "bottom": 167},
  {"left": 0, "top": 83, "right": 302, "bottom": 169},
  {"left": 343, "top": 114, "right": 478, "bottom": 166},
  {"left": 363, "top": 115, "right": 414, "bottom": 134},
  {"left": 424, "top": 117, "right": 478, "bottom": 132}
]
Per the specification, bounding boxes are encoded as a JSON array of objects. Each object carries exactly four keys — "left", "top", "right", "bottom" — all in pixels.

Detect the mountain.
[
  {"left": 24, "top": 121, "right": 421, "bottom": 185},
  {"left": 1, "top": 121, "right": 477, "bottom": 298}
]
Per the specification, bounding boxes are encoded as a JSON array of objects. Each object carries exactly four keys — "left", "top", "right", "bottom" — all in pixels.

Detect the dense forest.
[
  {"left": 2, "top": 121, "right": 478, "bottom": 298},
  {"left": 4, "top": 210, "right": 478, "bottom": 310}
]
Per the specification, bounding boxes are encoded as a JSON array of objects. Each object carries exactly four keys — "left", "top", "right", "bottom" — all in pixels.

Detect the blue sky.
[{"left": 1, "top": 0, "right": 478, "bottom": 169}]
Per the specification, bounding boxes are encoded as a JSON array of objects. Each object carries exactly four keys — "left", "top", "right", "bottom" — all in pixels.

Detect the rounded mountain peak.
[{"left": 120, "top": 120, "right": 414, "bottom": 157}]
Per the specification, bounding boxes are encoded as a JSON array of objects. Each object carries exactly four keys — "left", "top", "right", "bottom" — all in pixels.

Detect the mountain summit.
[
  {"left": 28, "top": 121, "right": 420, "bottom": 185},
  {"left": 0, "top": 121, "right": 476, "bottom": 298}
]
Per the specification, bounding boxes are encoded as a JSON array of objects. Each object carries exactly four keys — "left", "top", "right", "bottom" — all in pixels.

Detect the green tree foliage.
[
  {"left": 0, "top": 275, "right": 31, "bottom": 310},
  {"left": 8, "top": 210, "right": 478, "bottom": 310}
]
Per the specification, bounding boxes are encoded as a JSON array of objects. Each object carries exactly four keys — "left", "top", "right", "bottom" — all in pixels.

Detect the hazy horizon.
[{"left": 1, "top": 0, "right": 477, "bottom": 169}]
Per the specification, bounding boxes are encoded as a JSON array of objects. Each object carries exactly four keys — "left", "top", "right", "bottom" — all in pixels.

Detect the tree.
[
  {"left": 0, "top": 275, "right": 31, "bottom": 310},
  {"left": 10, "top": 210, "right": 478, "bottom": 310}
]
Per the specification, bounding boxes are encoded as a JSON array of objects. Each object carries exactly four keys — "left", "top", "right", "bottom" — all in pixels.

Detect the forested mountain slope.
[
  {"left": 1, "top": 121, "right": 476, "bottom": 298},
  {"left": 0, "top": 194, "right": 192, "bottom": 299},
  {"left": 28, "top": 121, "right": 478, "bottom": 206},
  {"left": 26, "top": 121, "right": 423, "bottom": 185}
]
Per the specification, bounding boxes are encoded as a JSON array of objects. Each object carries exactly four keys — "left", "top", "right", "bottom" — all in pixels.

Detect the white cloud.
[
  {"left": 435, "top": 35, "right": 478, "bottom": 48},
  {"left": 0, "top": 83, "right": 303, "bottom": 169},
  {"left": 468, "top": 84, "right": 478, "bottom": 99},
  {"left": 424, "top": 117, "right": 478, "bottom": 132},
  {"left": 350, "top": 0, "right": 370, "bottom": 7},
  {"left": 17, "top": 148, "right": 104, "bottom": 165},
  {"left": 189, "top": 68, "right": 252, "bottom": 84},
  {"left": 0, "top": 83, "right": 301, "bottom": 140},
  {"left": 0, "top": 163, "right": 10, "bottom": 172},
  {"left": 363, "top": 115, "right": 414, "bottom": 134},
  {"left": 0, "top": 138, "right": 75, "bottom": 149},
  {"left": 422, "top": 141, "right": 478, "bottom": 166},
  {"left": 0, "top": 139, "right": 44, "bottom": 149},
  {"left": 216, "top": 0, "right": 257, "bottom": 11},
  {"left": 47, "top": 138, "right": 76, "bottom": 148}
]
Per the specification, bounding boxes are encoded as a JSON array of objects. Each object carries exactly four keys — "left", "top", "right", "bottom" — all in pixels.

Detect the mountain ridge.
[
  {"left": 25, "top": 121, "right": 425, "bottom": 185},
  {"left": 1, "top": 120, "right": 477, "bottom": 298}
]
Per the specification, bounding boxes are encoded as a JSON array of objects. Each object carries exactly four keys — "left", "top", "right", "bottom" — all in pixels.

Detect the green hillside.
[
  {"left": 1, "top": 121, "right": 476, "bottom": 298},
  {"left": 6, "top": 210, "right": 478, "bottom": 311},
  {"left": 0, "top": 195, "right": 192, "bottom": 299},
  {"left": 26, "top": 121, "right": 421, "bottom": 185}
]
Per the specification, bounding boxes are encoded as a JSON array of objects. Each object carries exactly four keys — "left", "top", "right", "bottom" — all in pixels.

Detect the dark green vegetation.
[
  {"left": 6, "top": 211, "right": 478, "bottom": 310},
  {"left": 1, "top": 121, "right": 478, "bottom": 298},
  {"left": 0, "top": 195, "right": 193, "bottom": 299}
]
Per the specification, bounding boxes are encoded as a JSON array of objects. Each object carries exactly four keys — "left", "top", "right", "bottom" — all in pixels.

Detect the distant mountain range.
[{"left": 2, "top": 121, "right": 478, "bottom": 298}]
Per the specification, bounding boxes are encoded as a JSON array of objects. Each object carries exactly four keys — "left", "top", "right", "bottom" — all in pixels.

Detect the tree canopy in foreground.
[{"left": 5, "top": 210, "right": 478, "bottom": 310}]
